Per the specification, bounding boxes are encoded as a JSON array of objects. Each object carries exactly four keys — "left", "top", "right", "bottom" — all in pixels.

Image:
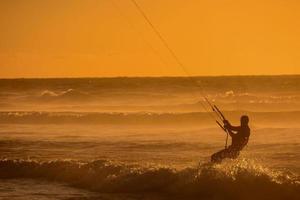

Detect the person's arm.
[
  {"left": 227, "top": 129, "right": 235, "bottom": 137},
  {"left": 223, "top": 120, "right": 240, "bottom": 132}
]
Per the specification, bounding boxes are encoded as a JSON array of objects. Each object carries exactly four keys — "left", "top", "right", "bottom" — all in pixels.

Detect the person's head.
[{"left": 240, "top": 115, "right": 249, "bottom": 126}]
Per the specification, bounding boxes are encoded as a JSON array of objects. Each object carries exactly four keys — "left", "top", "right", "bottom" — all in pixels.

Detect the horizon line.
[{"left": 0, "top": 73, "right": 299, "bottom": 79}]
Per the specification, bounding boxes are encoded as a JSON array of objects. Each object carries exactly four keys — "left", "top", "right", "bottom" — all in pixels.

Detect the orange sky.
[{"left": 0, "top": 0, "right": 299, "bottom": 77}]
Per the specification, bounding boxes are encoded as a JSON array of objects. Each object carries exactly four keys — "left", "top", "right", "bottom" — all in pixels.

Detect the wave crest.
[{"left": 0, "top": 158, "right": 299, "bottom": 199}]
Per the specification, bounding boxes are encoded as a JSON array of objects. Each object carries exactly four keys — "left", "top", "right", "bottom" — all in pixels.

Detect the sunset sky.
[{"left": 0, "top": 0, "right": 299, "bottom": 78}]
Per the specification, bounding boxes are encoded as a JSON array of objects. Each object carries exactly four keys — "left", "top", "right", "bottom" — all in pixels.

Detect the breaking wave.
[{"left": 0, "top": 158, "right": 299, "bottom": 199}]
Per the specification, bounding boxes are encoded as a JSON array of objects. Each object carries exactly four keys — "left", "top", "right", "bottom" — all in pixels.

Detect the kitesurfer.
[{"left": 211, "top": 115, "right": 250, "bottom": 163}]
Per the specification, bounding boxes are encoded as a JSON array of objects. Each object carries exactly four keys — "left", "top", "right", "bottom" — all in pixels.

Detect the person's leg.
[
  {"left": 228, "top": 150, "right": 240, "bottom": 159},
  {"left": 211, "top": 147, "right": 241, "bottom": 163},
  {"left": 211, "top": 148, "right": 229, "bottom": 163}
]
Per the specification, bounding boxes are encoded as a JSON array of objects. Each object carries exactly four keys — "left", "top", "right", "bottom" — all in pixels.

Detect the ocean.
[{"left": 0, "top": 75, "right": 299, "bottom": 200}]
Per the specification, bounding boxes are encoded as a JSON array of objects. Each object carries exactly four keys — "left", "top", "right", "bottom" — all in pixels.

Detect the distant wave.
[
  {"left": 0, "top": 158, "right": 299, "bottom": 199},
  {"left": 38, "top": 89, "right": 94, "bottom": 102},
  {"left": 0, "top": 111, "right": 212, "bottom": 125},
  {"left": 210, "top": 91, "right": 300, "bottom": 104},
  {"left": 1, "top": 76, "right": 300, "bottom": 93},
  {"left": 18, "top": 89, "right": 300, "bottom": 105},
  {"left": 1, "top": 76, "right": 300, "bottom": 107},
  {"left": 0, "top": 111, "right": 300, "bottom": 125}
]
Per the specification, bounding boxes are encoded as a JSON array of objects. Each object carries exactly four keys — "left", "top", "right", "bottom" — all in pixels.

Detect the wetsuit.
[{"left": 211, "top": 122, "right": 250, "bottom": 163}]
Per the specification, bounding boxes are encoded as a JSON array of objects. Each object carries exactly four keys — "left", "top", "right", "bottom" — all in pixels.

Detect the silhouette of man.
[{"left": 211, "top": 115, "right": 250, "bottom": 163}]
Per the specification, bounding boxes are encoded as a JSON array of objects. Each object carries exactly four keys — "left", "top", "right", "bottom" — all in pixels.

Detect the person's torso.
[{"left": 231, "top": 126, "right": 250, "bottom": 150}]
